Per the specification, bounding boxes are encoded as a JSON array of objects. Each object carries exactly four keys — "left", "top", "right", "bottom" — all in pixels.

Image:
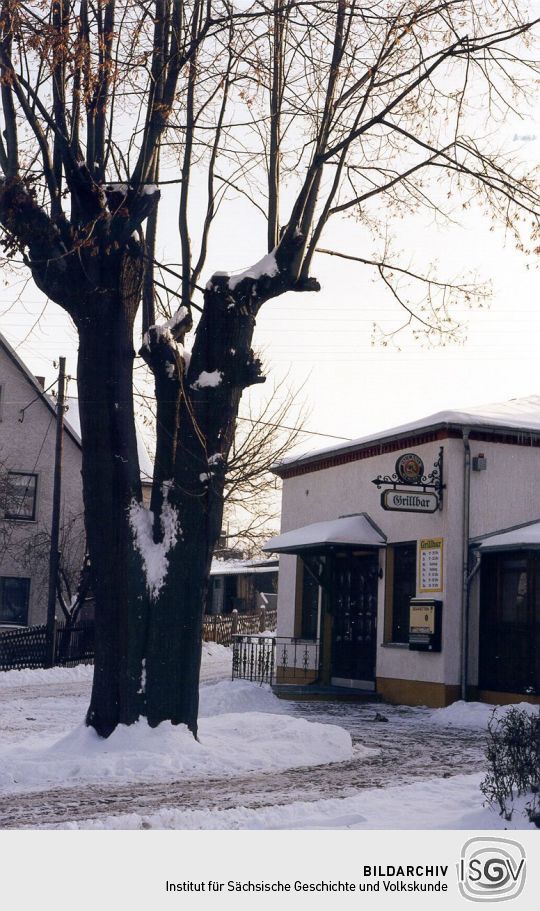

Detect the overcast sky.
[{"left": 1, "top": 105, "right": 539, "bottom": 457}]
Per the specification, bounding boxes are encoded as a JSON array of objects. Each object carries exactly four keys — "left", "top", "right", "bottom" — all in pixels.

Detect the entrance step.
[{"left": 272, "top": 684, "right": 384, "bottom": 702}]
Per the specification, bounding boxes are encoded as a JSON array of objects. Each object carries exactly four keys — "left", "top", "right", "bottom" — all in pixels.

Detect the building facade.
[
  {"left": 0, "top": 331, "right": 153, "bottom": 628},
  {"left": 207, "top": 558, "right": 278, "bottom": 615},
  {"left": 0, "top": 334, "right": 84, "bottom": 627},
  {"left": 265, "top": 398, "right": 540, "bottom": 707}
]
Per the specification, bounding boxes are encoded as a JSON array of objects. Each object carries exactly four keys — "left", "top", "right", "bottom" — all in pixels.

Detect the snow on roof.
[
  {"left": 275, "top": 395, "right": 540, "bottom": 473},
  {"left": 65, "top": 397, "right": 154, "bottom": 482},
  {"left": 263, "top": 513, "right": 386, "bottom": 554},
  {"left": 473, "top": 518, "right": 540, "bottom": 552},
  {"left": 210, "top": 558, "right": 279, "bottom": 576},
  {"left": 0, "top": 330, "right": 81, "bottom": 448}
]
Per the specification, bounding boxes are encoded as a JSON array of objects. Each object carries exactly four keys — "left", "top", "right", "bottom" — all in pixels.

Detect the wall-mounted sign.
[
  {"left": 418, "top": 538, "right": 443, "bottom": 593},
  {"left": 381, "top": 490, "right": 439, "bottom": 513},
  {"left": 395, "top": 452, "right": 424, "bottom": 484},
  {"left": 372, "top": 447, "right": 445, "bottom": 511},
  {"left": 409, "top": 598, "right": 442, "bottom": 651}
]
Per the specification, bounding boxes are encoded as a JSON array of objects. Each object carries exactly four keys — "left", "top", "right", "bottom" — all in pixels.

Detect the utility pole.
[{"left": 45, "top": 357, "right": 66, "bottom": 668}]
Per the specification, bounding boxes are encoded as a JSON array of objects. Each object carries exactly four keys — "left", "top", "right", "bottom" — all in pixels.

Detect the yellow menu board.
[{"left": 418, "top": 538, "right": 443, "bottom": 593}]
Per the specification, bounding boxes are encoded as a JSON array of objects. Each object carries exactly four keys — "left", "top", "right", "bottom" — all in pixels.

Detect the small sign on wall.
[
  {"left": 418, "top": 537, "right": 443, "bottom": 593},
  {"left": 409, "top": 599, "right": 442, "bottom": 651}
]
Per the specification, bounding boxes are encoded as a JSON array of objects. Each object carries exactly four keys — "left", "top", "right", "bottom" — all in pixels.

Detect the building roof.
[
  {"left": 273, "top": 395, "right": 540, "bottom": 476},
  {"left": 472, "top": 519, "right": 540, "bottom": 553},
  {"left": 263, "top": 513, "right": 386, "bottom": 554},
  {"left": 210, "top": 558, "right": 279, "bottom": 576},
  {"left": 0, "top": 331, "right": 81, "bottom": 448}
]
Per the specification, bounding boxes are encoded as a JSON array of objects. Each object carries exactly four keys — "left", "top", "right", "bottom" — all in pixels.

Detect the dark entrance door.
[
  {"left": 331, "top": 551, "right": 378, "bottom": 682},
  {"left": 479, "top": 551, "right": 540, "bottom": 695}
]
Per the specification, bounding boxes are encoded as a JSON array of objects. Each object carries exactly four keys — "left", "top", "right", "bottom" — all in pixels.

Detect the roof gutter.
[{"left": 461, "top": 429, "right": 471, "bottom": 702}]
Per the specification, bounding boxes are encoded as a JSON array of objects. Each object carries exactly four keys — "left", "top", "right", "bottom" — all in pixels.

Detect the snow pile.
[
  {"left": 429, "top": 700, "right": 540, "bottom": 729},
  {"left": 54, "top": 773, "right": 537, "bottom": 831},
  {"left": 0, "top": 663, "right": 94, "bottom": 689},
  {"left": 129, "top": 480, "right": 180, "bottom": 599},
  {"left": 199, "top": 680, "right": 286, "bottom": 717},
  {"left": 0, "top": 712, "right": 354, "bottom": 796}
]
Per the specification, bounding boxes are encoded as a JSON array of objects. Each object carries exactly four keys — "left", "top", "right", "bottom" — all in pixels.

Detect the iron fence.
[
  {"left": 232, "top": 635, "right": 276, "bottom": 684},
  {"left": 232, "top": 636, "right": 320, "bottom": 686},
  {"left": 0, "top": 608, "right": 277, "bottom": 672},
  {"left": 0, "top": 621, "right": 95, "bottom": 672}
]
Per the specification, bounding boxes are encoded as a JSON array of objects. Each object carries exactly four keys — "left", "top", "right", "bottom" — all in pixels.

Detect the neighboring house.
[
  {"left": 207, "top": 558, "right": 279, "bottom": 615},
  {"left": 0, "top": 331, "right": 152, "bottom": 628},
  {"left": 264, "top": 396, "right": 540, "bottom": 708}
]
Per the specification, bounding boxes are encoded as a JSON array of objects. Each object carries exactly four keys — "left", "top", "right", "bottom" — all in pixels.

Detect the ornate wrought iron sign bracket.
[{"left": 372, "top": 447, "right": 445, "bottom": 512}]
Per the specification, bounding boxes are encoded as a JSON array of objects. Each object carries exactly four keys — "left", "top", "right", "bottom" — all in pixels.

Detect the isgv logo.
[{"left": 458, "top": 837, "right": 526, "bottom": 902}]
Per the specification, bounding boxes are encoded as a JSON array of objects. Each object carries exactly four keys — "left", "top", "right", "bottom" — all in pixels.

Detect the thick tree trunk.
[
  {"left": 142, "top": 282, "right": 263, "bottom": 734},
  {"left": 77, "top": 283, "right": 148, "bottom": 737}
]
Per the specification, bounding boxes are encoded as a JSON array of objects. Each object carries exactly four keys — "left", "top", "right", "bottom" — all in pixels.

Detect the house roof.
[
  {"left": 274, "top": 395, "right": 540, "bottom": 477},
  {"left": 472, "top": 519, "right": 540, "bottom": 553},
  {"left": 263, "top": 513, "right": 386, "bottom": 554},
  {"left": 0, "top": 330, "right": 81, "bottom": 448}
]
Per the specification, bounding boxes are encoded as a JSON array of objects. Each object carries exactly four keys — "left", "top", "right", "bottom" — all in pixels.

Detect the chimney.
[{"left": 35, "top": 376, "right": 45, "bottom": 389}]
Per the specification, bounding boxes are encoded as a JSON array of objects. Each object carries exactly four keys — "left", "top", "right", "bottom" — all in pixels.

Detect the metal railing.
[
  {"left": 232, "top": 635, "right": 320, "bottom": 685},
  {"left": 232, "top": 635, "right": 276, "bottom": 684}
]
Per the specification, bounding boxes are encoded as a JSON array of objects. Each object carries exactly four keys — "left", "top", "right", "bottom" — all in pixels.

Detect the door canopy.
[{"left": 263, "top": 513, "right": 386, "bottom": 555}]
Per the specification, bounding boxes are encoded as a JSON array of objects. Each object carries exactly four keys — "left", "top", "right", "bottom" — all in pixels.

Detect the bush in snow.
[{"left": 480, "top": 707, "right": 540, "bottom": 826}]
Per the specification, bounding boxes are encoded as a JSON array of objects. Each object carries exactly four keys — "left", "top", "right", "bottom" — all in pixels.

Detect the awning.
[
  {"left": 263, "top": 513, "right": 386, "bottom": 554},
  {"left": 473, "top": 520, "right": 540, "bottom": 553}
]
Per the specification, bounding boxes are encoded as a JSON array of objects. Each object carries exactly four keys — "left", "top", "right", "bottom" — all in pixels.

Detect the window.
[
  {"left": 0, "top": 577, "right": 30, "bottom": 625},
  {"left": 386, "top": 542, "right": 417, "bottom": 643},
  {"left": 5, "top": 472, "right": 38, "bottom": 520}
]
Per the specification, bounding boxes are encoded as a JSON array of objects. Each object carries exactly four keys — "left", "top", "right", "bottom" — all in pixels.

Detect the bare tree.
[
  {"left": 0, "top": 2, "right": 539, "bottom": 736},
  {"left": 222, "top": 380, "right": 309, "bottom": 555}
]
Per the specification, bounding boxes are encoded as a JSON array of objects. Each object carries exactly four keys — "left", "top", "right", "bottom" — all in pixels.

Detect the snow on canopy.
[
  {"left": 263, "top": 514, "right": 386, "bottom": 554},
  {"left": 274, "top": 395, "right": 540, "bottom": 472},
  {"left": 473, "top": 519, "right": 540, "bottom": 552}
]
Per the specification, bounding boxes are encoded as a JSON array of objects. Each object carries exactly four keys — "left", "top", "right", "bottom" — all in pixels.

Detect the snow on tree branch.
[{"left": 209, "top": 250, "right": 279, "bottom": 292}]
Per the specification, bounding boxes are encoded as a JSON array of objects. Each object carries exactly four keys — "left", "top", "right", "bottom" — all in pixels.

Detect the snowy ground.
[{"left": 0, "top": 646, "right": 537, "bottom": 830}]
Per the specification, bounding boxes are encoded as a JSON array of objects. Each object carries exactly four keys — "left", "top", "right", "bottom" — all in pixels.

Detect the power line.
[{"left": 235, "top": 415, "right": 351, "bottom": 441}]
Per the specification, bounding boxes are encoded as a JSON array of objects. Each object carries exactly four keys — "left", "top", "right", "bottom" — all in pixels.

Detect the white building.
[{"left": 264, "top": 397, "right": 540, "bottom": 708}]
